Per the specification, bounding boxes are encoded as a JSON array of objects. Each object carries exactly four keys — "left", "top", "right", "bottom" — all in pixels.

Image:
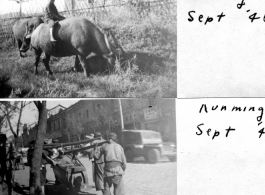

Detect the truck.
[{"left": 122, "top": 129, "right": 176, "bottom": 164}]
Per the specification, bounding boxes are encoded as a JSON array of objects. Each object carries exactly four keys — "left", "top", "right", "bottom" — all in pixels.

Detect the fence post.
[
  {"left": 19, "top": 0, "right": 22, "bottom": 17},
  {"left": 72, "top": 0, "right": 75, "bottom": 13}
]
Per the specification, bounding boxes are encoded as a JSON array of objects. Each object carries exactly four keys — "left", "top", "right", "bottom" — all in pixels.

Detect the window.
[
  {"left": 58, "top": 120, "right": 60, "bottom": 129},
  {"left": 86, "top": 110, "right": 89, "bottom": 118},
  {"left": 53, "top": 123, "right": 55, "bottom": 131},
  {"left": 126, "top": 132, "right": 142, "bottom": 144}
]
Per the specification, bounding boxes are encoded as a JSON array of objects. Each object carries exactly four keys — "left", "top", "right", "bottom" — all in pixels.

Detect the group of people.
[
  {"left": 88, "top": 132, "right": 127, "bottom": 195},
  {"left": 0, "top": 131, "right": 126, "bottom": 195},
  {"left": 0, "top": 134, "right": 16, "bottom": 195}
]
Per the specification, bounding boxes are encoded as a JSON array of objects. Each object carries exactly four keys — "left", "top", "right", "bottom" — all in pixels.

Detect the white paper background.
[
  {"left": 177, "top": 99, "right": 265, "bottom": 195},
  {"left": 178, "top": 0, "right": 265, "bottom": 97}
]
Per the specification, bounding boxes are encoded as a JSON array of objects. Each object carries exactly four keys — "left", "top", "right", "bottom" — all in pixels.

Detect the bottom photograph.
[{"left": 0, "top": 99, "right": 176, "bottom": 195}]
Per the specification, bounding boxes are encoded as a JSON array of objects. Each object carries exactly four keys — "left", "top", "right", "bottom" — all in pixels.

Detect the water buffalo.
[
  {"left": 20, "top": 17, "right": 125, "bottom": 77},
  {"left": 12, "top": 17, "right": 43, "bottom": 58}
]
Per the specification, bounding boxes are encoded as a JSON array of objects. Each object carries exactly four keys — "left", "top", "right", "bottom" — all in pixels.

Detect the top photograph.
[{"left": 0, "top": 0, "right": 177, "bottom": 98}]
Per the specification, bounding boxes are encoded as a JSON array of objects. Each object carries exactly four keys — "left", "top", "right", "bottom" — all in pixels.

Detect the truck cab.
[{"left": 122, "top": 130, "right": 176, "bottom": 163}]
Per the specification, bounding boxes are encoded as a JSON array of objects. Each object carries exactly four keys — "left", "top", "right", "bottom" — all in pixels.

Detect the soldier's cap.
[
  {"left": 0, "top": 133, "right": 7, "bottom": 141},
  {"left": 52, "top": 139, "right": 59, "bottom": 143},
  {"left": 94, "top": 132, "right": 102, "bottom": 138},
  {"left": 108, "top": 132, "right": 117, "bottom": 141}
]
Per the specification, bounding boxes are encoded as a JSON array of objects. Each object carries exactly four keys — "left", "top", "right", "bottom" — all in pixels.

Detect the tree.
[
  {"left": 0, "top": 113, "right": 6, "bottom": 132},
  {"left": 65, "top": 113, "right": 83, "bottom": 142},
  {"left": 96, "top": 107, "right": 115, "bottom": 135},
  {"left": 156, "top": 99, "right": 176, "bottom": 142},
  {"left": 0, "top": 101, "right": 29, "bottom": 147},
  {"left": 29, "top": 101, "right": 47, "bottom": 195}
]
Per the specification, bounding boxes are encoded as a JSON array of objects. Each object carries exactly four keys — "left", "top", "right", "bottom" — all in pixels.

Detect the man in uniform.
[
  {"left": 45, "top": 0, "right": 66, "bottom": 42},
  {"left": 88, "top": 132, "right": 105, "bottom": 193},
  {"left": 0, "top": 134, "right": 16, "bottom": 195},
  {"left": 94, "top": 132, "right": 126, "bottom": 195}
]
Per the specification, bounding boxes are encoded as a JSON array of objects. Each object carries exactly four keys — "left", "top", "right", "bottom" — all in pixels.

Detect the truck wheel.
[
  {"left": 147, "top": 149, "right": 160, "bottom": 164},
  {"left": 125, "top": 149, "right": 134, "bottom": 162}
]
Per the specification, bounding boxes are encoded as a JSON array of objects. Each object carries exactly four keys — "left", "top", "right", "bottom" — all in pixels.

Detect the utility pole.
[
  {"left": 19, "top": 0, "right": 22, "bottom": 17},
  {"left": 117, "top": 99, "right": 124, "bottom": 143},
  {"left": 118, "top": 99, "right": 124, "bottom": 130},
  {"left": 10, "top": 0, "right": 24, "bottom": 17}
]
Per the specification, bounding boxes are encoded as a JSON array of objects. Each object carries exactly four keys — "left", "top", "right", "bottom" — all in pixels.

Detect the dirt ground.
[{"left": 3, "top": 156, "right": 176, "bottom": 195}]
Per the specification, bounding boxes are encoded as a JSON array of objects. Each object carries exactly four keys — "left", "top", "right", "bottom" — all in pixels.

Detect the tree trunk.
[
  {"left": 30, "top": 101, "right": 47, "bottom": 195},
  {"left": 14, "top": 135, "right": 19, "bottom": 148}
]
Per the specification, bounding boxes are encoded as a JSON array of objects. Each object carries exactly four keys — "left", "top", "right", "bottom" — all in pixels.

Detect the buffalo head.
[
  {"left": 20, "top": 22, "right": 32, "bottom": 52},
  {"left": 102, "top": 29, "right": 126, "bottom": 67}
]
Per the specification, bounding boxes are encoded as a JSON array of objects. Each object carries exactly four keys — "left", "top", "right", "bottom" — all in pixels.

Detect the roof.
[{"left": 48, "top": 104, "right": 66, "bottom": 111}]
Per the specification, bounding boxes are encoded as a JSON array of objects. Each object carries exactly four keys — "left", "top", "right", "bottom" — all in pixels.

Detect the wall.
[{"left": 23, "top": 99, "right": 176, "bottom": 145}]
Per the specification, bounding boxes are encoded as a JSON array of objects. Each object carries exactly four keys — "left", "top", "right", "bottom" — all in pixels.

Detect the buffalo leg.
[
  {"left": 74, "top": 55, "right": 83, "bottom": 72},
  {"left": 33, "top": 50, "right": 42, "bottom": 75},
  {"left": 78, "top": 55, "right": 91, "bottom": 77},
  {"left": 17, "top": 40, "right": 24, "bottom": 58},
  {"left": 42, "top": 53, "right": 53, "bottom": 76}
]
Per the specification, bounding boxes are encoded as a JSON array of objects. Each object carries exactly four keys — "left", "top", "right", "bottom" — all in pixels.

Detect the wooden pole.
[
  {"left": 20, "top": 0, "right": 22, "bottom": 17},
  {"left": 118, "top": 99, "right": 124, "bottom": 130}
]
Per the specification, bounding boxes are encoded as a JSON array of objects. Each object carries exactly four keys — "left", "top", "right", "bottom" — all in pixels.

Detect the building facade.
[{"left": 22, "top": 99, "right": 176, "bottom": 146}]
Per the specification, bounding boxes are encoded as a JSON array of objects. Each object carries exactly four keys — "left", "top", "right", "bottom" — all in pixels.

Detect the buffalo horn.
[
  {"left": 108, "top": 29, "right": 125, "bottom": 56},
  {"left": 104, "top": 32, "right": 114, "bottom": 56}
]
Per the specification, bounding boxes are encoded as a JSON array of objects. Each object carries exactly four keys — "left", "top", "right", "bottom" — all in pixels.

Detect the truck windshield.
[{"left": 141, "top": 131, "right": 162, "bottom": 143}]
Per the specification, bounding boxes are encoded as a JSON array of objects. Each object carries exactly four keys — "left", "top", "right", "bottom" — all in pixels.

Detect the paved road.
[{"left": 9, "top": 157, "right": 176, "bottom": 195}]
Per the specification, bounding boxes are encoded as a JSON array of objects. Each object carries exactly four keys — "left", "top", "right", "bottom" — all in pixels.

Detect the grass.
[{"left": 0, "top": 5, "right": 176, "bottom": 98}]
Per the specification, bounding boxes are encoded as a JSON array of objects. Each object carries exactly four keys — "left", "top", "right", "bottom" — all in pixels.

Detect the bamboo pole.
[
  {"left": 43, "top": 137, "right": 101, "bottom": 149},
  {"left": 63, "top": 140, "right": 109, "bottom": 154}
]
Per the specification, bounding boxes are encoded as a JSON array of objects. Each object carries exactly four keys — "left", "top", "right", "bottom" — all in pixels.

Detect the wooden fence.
[{"left": 0, "top": 0, "right": 177, "bottom": 43}]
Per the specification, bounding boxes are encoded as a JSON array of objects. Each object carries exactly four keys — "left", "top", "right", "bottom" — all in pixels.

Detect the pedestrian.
[
  {"left": 44, "top": 0, "right": 66, "bottom": 42},
  {"left": 0, "top": 134, "right": 16, "bottom": 195},
  {"left": 28, "top": 140, "right": 57, "bottom": 195},
  {"left": 89, "top": 132, "right": 105, "bottom": 193},
  {"left": 94, "top": 132, "right": 126, "bottom": 195},
  {"left": 85, "top": 133, "right": 95, "bottom": 182},
  {"left": 50, "top": 139, "right": 64, "bottom": 159},
  {"left": 48, "top": 139, "right": 64, "bottom": 185}
]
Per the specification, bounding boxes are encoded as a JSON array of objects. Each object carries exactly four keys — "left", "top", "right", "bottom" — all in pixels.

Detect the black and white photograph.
[
  {"left": 0, "top": 0, "right": 176, "bottom": 98},
  {"left": 0, "top": 99, "right": 176, "bottom": 195}
]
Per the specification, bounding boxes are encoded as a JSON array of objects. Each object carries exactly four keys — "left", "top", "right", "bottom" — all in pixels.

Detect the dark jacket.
[
  {"left": 45, "top": 2, "right": 65, "bottom": 21},
  {"left": 0, "top": 142, "right": 16, "bottom": 170}
]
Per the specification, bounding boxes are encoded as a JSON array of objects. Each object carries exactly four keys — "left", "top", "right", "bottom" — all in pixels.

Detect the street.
[{"left": 8, "top": 157, "right": 176, "bottom": 195}]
